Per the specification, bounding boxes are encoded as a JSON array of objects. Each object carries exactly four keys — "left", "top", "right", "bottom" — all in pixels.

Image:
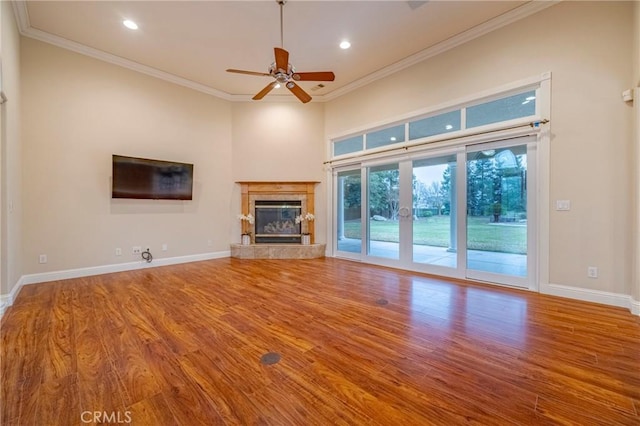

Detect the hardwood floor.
[{"left": 2, "top": 257, "right": 639, "bottom": 425}]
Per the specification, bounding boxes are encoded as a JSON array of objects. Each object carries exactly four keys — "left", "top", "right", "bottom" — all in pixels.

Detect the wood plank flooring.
[{"left": 1, "top": 257, "right": 639, "bottom": 425}]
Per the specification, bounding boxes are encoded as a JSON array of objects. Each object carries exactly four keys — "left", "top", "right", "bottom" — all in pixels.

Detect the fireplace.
[
  {"left": 237, "top": 181, "right": 318, "bottom": 245},
  {"left": 254, "top": 200, "right": 302, "bottom": 244},
  {"left": 233, "top": 181, "right": 325, "bottom": 258}
]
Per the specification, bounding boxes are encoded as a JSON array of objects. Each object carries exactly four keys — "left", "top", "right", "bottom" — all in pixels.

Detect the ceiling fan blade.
[
  {"left": 253, "top": 81, "right": 278, "bottom": 100},
  {"left": 286, "top": 82, "right": 312, "bottom": 104},
  {"left": 292, "top": 72, "right": 335, "bottom": 82},
  {"left": 227, "top": 69, "right": 271, "bottom": 77},
  {"left": 274, "top": 47, "right": 289, "bottom": 72}
]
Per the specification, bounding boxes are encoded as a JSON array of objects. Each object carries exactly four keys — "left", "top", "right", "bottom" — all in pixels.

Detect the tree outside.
[{"left": 340, "top": 148, "right": 527, "bottom": 254}]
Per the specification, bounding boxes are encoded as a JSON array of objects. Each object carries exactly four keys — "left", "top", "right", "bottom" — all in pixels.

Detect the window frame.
[{"left": 328, "top": 74, "right": 547, "bottom": 163}]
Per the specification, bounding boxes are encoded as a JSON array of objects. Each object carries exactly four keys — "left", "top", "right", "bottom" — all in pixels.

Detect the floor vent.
[{"left": 260, "top": 352, "right": 281, "bottom": 365}]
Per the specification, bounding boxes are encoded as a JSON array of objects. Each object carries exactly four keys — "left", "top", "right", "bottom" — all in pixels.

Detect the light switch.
[{"left": 556, "top": 200, "right": 571, "bottom": 211}]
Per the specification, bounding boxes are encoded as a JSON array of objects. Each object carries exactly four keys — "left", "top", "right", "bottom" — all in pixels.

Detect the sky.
[{"left": 414, "top": 163, "right": 448, "bottom": 186}]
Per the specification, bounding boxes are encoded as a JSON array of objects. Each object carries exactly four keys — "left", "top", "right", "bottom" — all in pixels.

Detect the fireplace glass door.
[{"left": 254, "top": 200, "right": 302, "bottom": 243}]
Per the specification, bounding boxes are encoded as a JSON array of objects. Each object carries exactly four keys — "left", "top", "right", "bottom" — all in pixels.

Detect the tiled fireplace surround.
[{"left": 231, "top": 182, "right": 325, "bottom": 259}]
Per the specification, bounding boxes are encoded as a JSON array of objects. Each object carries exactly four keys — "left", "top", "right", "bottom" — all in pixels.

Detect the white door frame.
[{"left": 464, "top": 136, "right": 538, "bottom": 290}]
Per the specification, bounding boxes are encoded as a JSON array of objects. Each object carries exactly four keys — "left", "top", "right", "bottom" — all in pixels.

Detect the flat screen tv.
[{"left": 112, "top": 155, "right": 194, "bottom": 200}]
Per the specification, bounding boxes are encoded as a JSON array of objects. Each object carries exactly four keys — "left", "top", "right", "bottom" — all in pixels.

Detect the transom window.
[
  {"left": 334, "top": 135, "right": 363, "bottom": 156},
  {"left": 331, "top": 89, "right": 538, "bottom": 158},
  {"left": 366, "top": 124, "right": 405, "bottom": 150},
  {"left": 466, "top": 90, "right": 536, "bottom": 128},
  {"left": 409, "top": 110, "right": 461, "bottom": 140}
]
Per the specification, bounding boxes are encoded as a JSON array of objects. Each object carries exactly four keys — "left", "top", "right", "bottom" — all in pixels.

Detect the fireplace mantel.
[{"left": 237, "top": 181, "right": 319, "bottom": 244}]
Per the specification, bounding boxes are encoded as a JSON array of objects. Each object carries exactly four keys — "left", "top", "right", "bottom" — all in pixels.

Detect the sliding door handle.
[{"left": 398, "top": 206, "right": 411, "bottom": 218}]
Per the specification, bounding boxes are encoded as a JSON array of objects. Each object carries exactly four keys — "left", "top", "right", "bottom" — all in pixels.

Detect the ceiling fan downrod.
[{"left": 278, "top": 0, "right": 286, "bottom": 48}]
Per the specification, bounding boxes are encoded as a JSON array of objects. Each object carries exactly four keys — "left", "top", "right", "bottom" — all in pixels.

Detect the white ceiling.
[{"left": 15, "top": 1, "right": 549, "bottom": 102}]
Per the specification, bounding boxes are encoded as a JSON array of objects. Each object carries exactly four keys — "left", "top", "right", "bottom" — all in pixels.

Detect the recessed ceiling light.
[
  {"left": 339, "top": 41, "right": 351, "bottom": 50},
  {"left": 123, "top": 19, "right": 138, "bottom": 30}
]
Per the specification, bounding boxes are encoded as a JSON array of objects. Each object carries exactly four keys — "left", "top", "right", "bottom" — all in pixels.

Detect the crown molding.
[
  {"left": 11, "top": 0, "right": 559, "bottom": 104},
  {"left": 11, "top": 1, "right": 234, "bottom": 100},
  {"left": 321, "top": 1, "right": 559, "bottom": 102},
  {"left": 11, "top": 0, "right": 30, "bottom": 30}
]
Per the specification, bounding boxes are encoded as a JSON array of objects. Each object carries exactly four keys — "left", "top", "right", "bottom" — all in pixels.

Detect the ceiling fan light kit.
[{"left": 226, "top": 0, "right": 335, "bottom": 103}]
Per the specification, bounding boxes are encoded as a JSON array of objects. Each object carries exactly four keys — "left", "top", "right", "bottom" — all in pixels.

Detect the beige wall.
[
  {"left": 325, "top": 2, "right": 635, "bottom": 296},
  {"left": 1, "top": 1, "right": 22, "bottom": 296},
  {"left": 634, "top": 1, "right": 640, "bottom": 87},
  {"left": 19, "top": 39, "right": 327, "bottom": 278},
  {"left": 231, "top": 102, "right": 326, "bottom": 241},
  {"left": 21, "top": 38, "right": 233, "bottom": 275}
]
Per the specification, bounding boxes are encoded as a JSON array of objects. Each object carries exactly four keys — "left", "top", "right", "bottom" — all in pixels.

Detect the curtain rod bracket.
[{"left": 531, "top": 119, "right": 549, "bottom": 128}]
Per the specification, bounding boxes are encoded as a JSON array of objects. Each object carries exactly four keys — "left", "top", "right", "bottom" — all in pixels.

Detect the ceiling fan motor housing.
[{"left": 269, "top": 63, "right": 294, "bottom": 83}]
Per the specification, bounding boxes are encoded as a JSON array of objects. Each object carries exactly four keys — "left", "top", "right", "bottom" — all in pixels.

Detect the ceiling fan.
[{"left": 226, "top": 0, "right": 335, "bottom": 103}]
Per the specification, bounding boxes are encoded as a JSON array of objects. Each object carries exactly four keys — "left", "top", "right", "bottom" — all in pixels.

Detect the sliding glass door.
[
  {"left": 465, "top": 141, "right": 535, "bottom": 287},
  {"left": 366, "top": 163, "right": 401, "bottom": 260},
  {"left": 336, "top": 169, "right": 362, "bottom": 259},
  {"left": 412, "top": 155, "right": 458, "bottom": 269},
  {"left": 333, "top": 137, "right": 536, "bottom": 289}
]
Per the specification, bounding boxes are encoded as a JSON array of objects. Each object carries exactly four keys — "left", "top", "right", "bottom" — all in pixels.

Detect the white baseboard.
[
  {"left": 541, "top": 282, "right": 639, "bottom": 316},
  {"left": 3, "top": 257, "right": 638, "bottom": 318},
  {"left": 0, "top": 251, "right": 230, "bottom": 318},
  {"left": 631, "top": 297, "right": 640, "bottom": 316},
  {"left": 0, "top": 276, "right": 25, "bottom": 318}
]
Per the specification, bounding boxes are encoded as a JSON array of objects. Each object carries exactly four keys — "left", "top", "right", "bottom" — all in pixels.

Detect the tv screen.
[{"left": 112, "top": 155, "right": 194, "bottom": 200}]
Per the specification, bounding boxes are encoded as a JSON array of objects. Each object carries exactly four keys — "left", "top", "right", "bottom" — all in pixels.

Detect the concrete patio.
[{"left": 337, "top": 238, "right": 527, "bottom": 277}]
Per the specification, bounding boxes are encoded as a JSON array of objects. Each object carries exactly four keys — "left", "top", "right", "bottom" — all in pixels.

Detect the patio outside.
[{"left": 337, "top": 215, "right": 527, "bottom": 276}]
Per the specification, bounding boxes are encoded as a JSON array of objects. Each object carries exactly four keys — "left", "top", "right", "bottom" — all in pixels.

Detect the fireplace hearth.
[{"left": 254, "top": 200, "right": 302, "bottom": 244}]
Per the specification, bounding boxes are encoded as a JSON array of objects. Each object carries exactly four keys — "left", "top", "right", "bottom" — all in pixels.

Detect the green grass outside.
[{"left": 343, "top": 215, "right": 526, "bottom": 254}]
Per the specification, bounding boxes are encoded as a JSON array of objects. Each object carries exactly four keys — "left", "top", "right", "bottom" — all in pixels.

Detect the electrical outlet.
[
  {"left": 207, "top": 239, "right": 213, "bottom": 247},
  {"left": 115, "top": 248, "right": 122, "bottom": 256},
  {"left": 162, "top": 244, "right": 168, "bottom": 251},
  {"left": 587, "top": 266, "right": 598, "bottom": 278},
  {"left": 39, "top": 254, "right": 47, "bottom": 264},
  {"left": 132, "top": 246, "right": 142, "bottom": 255}
]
